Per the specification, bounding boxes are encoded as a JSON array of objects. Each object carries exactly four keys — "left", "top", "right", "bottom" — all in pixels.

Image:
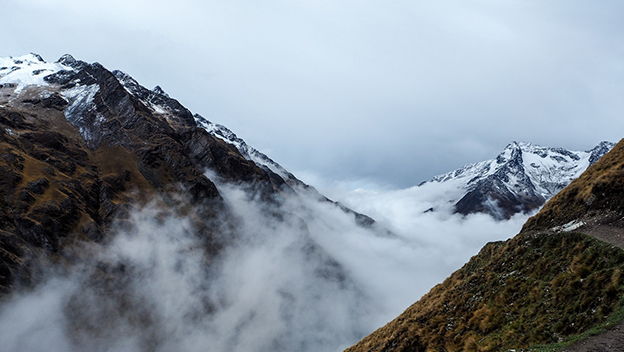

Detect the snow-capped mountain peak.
[
  {"left": 0, "top": 53, "right": 72, "bottom": 93},
  {"left": 425, "top": 141, "right": 615, "bottom": 219},
  {"left": 1, "top": 53, "right": 305, "bottom": 189}
]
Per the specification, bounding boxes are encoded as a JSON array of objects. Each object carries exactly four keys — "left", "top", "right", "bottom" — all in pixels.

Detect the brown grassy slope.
[
  {"left": 346, "top": 138, "right": 624, "bottom": 352},
  {"left": 0, "top": 93, "right": 263, "bottom": 293},
  {"left": 522, "top": 138, "right": 624, "bottom": 233},
  {"left": 346, "top": 231, "right": 624, "bottom": 352},
  {"left": 0, "top": 104, "right": 164, "bottom": 293}
]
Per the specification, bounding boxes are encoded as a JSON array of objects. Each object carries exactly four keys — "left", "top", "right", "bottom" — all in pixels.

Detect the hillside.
[
  {"left": 0, "top": 54, "right": 288, "bottom": 293},
  {"left": 0, "top": 54, "right": 385, "bottom": 352},
  {"left": 346, "top": 138, "right": 624, "bottom": 352}
]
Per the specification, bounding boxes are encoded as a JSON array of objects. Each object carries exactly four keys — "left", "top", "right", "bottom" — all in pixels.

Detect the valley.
[{"left": 0, "top": 53, "right": 622, "bottom": 352}]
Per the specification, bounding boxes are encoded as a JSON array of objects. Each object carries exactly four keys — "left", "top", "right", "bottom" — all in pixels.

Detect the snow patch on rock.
[
  {"left": 194, "top": 114, "right": 295, "bottom": 181},
  {"left": 0, "top": 53, "right": 72, "bottom": 94}
]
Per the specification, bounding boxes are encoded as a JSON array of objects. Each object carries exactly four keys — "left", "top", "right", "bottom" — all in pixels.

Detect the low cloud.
[
  {"left": 306, "top": 180, "right": 530, "bottom": 320},
  {"left": 0, "top": 176, "right": 529, "bottom": 352},
  {"left": 0, "top": 180, "right": 376, "bottom": 352}
]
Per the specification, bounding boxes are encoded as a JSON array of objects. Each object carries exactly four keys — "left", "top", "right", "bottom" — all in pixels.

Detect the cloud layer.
[
  {"left": 0, "top": 176, "right": 529, "bottom": 352},
  {"left": 0, "top": 182, "right": 376, "bottom": 352}
]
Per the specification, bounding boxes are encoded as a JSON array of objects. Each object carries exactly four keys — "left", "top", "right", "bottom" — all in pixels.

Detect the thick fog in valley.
[{"left": 0, "top": 172, "right": 528, "bottom": 352}]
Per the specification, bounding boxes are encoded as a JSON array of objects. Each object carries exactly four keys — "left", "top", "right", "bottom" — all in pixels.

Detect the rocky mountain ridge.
[
  {"left": 0, "top": 53, "right": 286, "bottom": 292},
  {"left": 194, "top": 115, "right": 301, "bottom": 186},
  {"left": 0, "top": 52, "right": 377, "bottom": 333},
  {"left": 424, "top": 141, "right": 614, "bottom": 219}
]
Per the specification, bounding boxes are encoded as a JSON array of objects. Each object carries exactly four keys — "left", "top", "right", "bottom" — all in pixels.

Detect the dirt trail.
[
  {"left": 560, "top": 225, "right": 624, "bottom": 352},
  {"left": 562, "top": 323, "right": 624, "bottom": 352},
  {"left": 582, "top": 225, "right": 624, "bottom": 249}
]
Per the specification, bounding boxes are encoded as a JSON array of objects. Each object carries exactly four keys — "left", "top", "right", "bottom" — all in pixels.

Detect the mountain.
[
  {"left": 0, "top": 52, "right": 299, "bottom": 292},
  {"left": 193, "top": 112, "right": 387, "bottom": 232},
  {"left": 0, "top": 53, "right": 379, "bottom": 351},
  {"left": 422, "top": 141, "right": 614, "bottom": 220},
  {"left": 346, "top": 138, "right": 624, "bottom": 352},
  {"left": 194, "top": 115, "right": 300, "bottom": 186}
]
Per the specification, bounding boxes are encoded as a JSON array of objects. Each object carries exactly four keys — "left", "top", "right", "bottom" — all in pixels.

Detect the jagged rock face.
[
  {"left": 0, "top": 54, "right": 298, "bottom": 293},
  {"left": 425, "top": 141, "right": 615, "bottom": 220}
]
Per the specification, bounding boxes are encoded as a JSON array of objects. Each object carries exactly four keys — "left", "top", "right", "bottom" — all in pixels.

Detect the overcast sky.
[{"left": 3, "top": 0, "right": 623, "bottom": 189}]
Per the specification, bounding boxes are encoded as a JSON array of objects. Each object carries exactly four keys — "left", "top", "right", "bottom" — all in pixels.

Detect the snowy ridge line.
[
  {"left": 427, "top": 141, "right": 614, "bottom": 199},
  {"left": 194, "top": 114, "right": 295, "bottom": 181},
  {"left": 0, "top": 53, "right": 74, "bottom": 93},
  {"left": 113, "top": 65, "right": 298, "bottom": 182}
]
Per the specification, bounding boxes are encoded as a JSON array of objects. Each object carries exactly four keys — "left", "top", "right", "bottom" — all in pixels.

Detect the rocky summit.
[{"left": 423, "top": 141, "right": 614, "bottom": 220}]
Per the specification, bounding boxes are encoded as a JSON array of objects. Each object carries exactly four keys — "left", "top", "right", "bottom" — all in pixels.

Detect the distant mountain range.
[{"left": 422, "top": 141, "right": 614, "bottom": 219}]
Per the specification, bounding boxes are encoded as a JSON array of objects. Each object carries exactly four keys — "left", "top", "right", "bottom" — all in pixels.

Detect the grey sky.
[{"left": 3, "top": 0, "right": 623, "bottom": 189}]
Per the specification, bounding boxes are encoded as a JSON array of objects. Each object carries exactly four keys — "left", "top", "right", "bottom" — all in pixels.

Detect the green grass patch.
[{"left": 522, "top": 295, "right": 624, "bottom": 352}]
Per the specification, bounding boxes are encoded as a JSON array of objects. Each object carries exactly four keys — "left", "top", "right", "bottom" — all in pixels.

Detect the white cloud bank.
[
  {"left": 309, "top": 179, "right": 530, "bottom": 317},
  {"left": 0, "top": 178, "right": 529, "bottom": 352}
]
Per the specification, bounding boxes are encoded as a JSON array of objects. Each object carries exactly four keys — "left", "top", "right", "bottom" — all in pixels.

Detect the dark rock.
[
  {"left": 31, "top": 69, "right": 48, "bottom": 76},
  {"left": 188, "top": 176, "right": 220, "bottom": 203},
  {"left": 0, "top": 110, "right": 35, "bottom": 130},
  {"left": 41, "top": 93, "right": 69, "bottom": 110},
  {"left": 30, "top": 53, "right": 45, "bottom": 62},
  {"left": 17, "top": 190, "right": 36, "bottom": 204},
  {"left": 113, "top": 70, "right": 196, "bottom": 129},
  {"left": 56, "top": 54, "right": 87, "bottom": 70},
  {"left": 43, "top": 70, "right": 78, "bottom": 87},
  {"left": 0, "top": 166, "right": 22, "bottom": 197},
  {"left": 25, "top": 178, "right": 50, "bottom": 195}
]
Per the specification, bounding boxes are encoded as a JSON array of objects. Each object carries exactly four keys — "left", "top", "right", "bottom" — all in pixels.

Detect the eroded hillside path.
[
  {"left": 583, "top": 225, "right": 624, "bottom": 249},
  {"left": 562, "top": 225, "right": 624, "bottom": 352}
]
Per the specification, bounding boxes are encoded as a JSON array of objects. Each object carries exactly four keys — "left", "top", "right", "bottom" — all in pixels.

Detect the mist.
[
  {"left": 0, "top": 175, "right": 528, "bottom": 352},
  {"left": 316, "top": 180, "right": 530, "bottom": 316}
]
